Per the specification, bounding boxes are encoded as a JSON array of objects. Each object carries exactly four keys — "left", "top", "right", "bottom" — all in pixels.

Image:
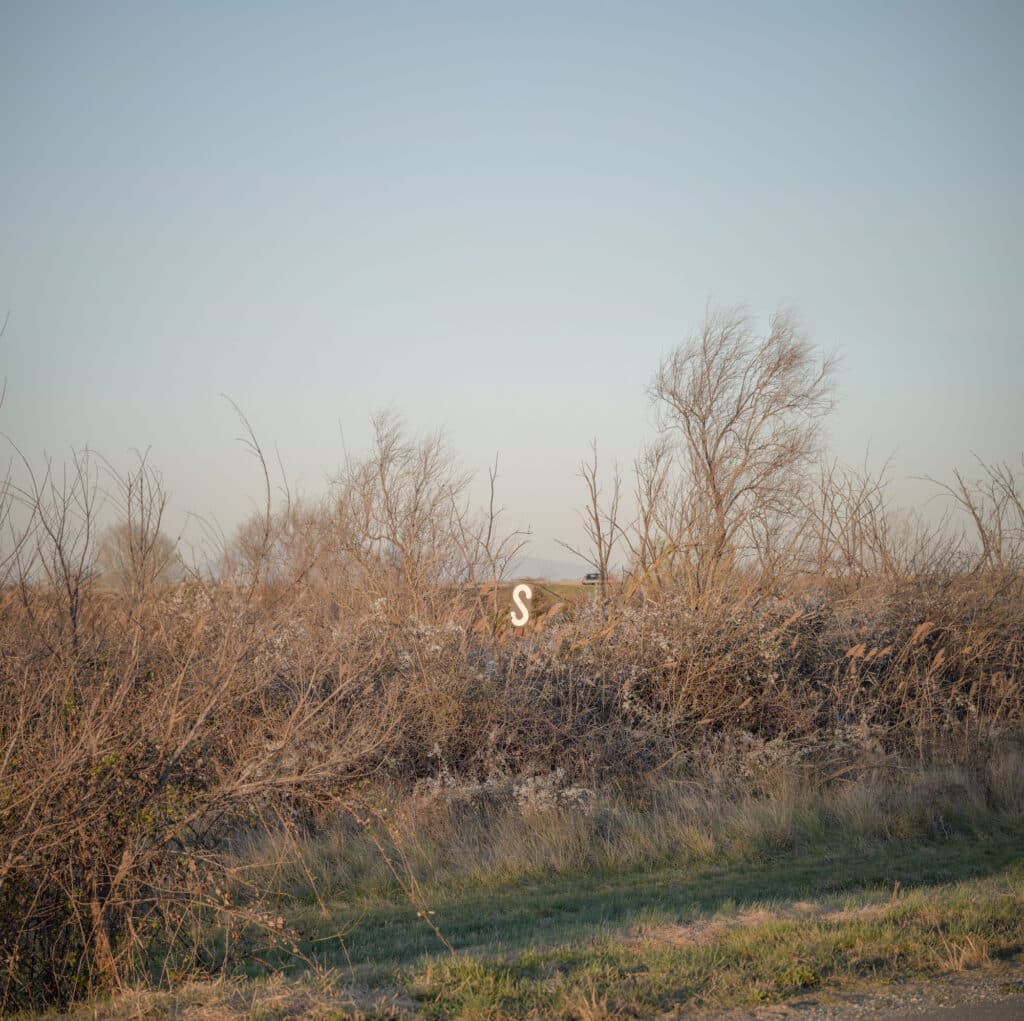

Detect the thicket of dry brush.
[{"left": 1, "top": 308, "right": 1021, "bottom": 1012}]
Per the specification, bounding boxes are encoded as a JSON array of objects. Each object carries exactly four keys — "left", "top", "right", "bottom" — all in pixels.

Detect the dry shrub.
[
  {"left": 0, "top": 326, "right": 1021, "bottom": 1014},
  {"left": 0, "top": 560, "right": 394, "bottom": 1011},
  {"left": 0, "top": 413, "right": 530, "bottom": 1012},
  {"left": 2, "top": 427, "right": 1022, "bottom": 1012}
]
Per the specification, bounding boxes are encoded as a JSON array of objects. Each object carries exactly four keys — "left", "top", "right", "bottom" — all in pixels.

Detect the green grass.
[
  {"left": 410, "top": 876, "right": 1018, "bottom": 1019},
  {"left": 32, "top": 765, "right": 1024, "bottom": 1019},
  {"left": 260, "top": 828, "right": 1024, "bottom": 971},
  {"left": 46, "top": 828, "right": 1024, "bottom": 1019},
  {"left": 153, "top": 827, "right": 1016, "bottom": 1021}
]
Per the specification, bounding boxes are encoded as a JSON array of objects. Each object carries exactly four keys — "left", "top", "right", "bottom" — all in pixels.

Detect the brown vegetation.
[{"left": 0, "top": 308, "right": 1021, "bottom": 1013}]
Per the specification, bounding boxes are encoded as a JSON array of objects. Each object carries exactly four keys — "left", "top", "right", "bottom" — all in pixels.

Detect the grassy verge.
[
  {"left": 40, "top": 825, "right": 1024, "bottom": 1020},
  {"left": 406, "top": 843, "right": 1024, "bottom": 1018}
]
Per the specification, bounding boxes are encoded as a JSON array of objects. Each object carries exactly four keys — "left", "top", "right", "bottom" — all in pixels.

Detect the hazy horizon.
[{"left": 2, "top": 1, "right": 1021, "bottom": 562}]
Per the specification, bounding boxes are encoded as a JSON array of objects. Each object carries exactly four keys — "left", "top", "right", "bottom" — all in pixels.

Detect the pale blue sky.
[{"left": 2, "top": 1, "right": 1021, "bottom": 561}]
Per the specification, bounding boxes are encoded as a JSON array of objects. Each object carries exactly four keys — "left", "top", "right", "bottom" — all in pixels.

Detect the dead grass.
[{"left": 30, "top": 973, "right": 411, "bottom": 1021}]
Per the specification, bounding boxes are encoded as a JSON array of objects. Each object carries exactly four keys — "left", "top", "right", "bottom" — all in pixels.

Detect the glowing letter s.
[{"left": 510, "top": 583, "right": 532, "bottom": 627}]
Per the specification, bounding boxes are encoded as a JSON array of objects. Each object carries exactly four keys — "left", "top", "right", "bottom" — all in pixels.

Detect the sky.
[{"left": 2, "top": 1, "right": 1022, "bottom": 567}]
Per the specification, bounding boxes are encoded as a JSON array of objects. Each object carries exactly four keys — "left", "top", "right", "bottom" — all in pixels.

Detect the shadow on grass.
[{"left": 252, "top": 828, "right": 1024, "bottom": 980}]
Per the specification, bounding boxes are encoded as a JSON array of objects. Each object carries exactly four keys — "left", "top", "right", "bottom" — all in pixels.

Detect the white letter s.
[{"left": 510, "top": 583, "right": 532, "bottom": 627}]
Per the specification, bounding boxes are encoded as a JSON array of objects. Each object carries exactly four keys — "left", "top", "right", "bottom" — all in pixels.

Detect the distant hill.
[{"left": 508, "top": 556, "right": 590, "bottom": 581}]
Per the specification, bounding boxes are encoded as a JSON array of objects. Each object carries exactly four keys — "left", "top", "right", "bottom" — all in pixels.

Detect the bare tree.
[
  {"left": 331, "top": 413, "right": 474, "bottom": 622},
  {"left": 558, "top": 439, "right": 621, "bottom": 605},
  {"left": 229, "top": 498, "right": 328, "bottom": 588},
  {"left": 930, "top": 456, "right": 1024, "bottom": 574},
  {"left": 12, "top": 449, "right": 102, "bottom": 649},
  {"left": 98, "top": 454, "right": 179, "bottom": 602},
  {"left": 622, "top": 435, "right": 673, "bottom": 588},
  {"left": 459, "top": 455, "right": 531, "bottom": 631},
  {"left": 650, "top": 306, "right": 835, "bottom": 606},
  {"left": 801, "top": 457, "right": 895, "bottom": 580},
  {"left": 98, "top": 522, "right": 177, "bottom": 593}
]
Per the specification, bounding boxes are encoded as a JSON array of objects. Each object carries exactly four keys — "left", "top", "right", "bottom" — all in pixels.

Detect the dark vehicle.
[{"left": 582, "top": 572, "right": 603, "bottom": 585}]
